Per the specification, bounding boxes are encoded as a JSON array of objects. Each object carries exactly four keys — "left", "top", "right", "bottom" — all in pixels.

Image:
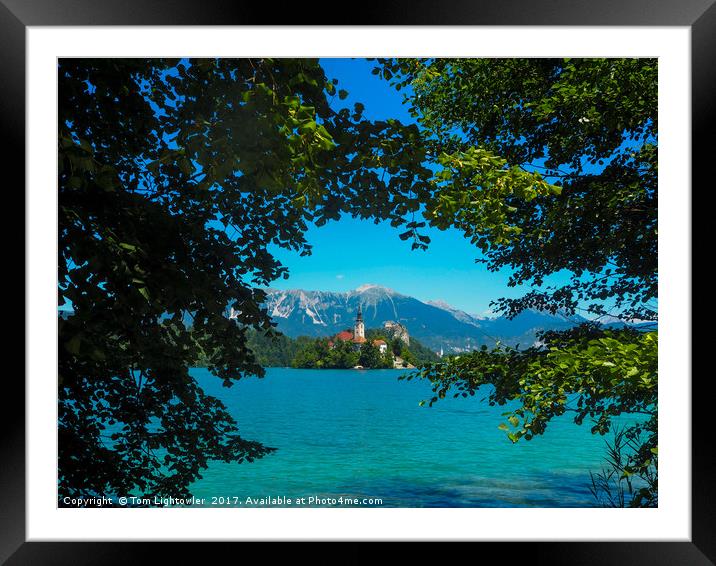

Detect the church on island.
[{"left": 328, "top": 305, "right": 388, "bottom": 354}]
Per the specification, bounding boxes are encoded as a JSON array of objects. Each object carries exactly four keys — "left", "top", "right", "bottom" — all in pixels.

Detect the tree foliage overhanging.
[
  {"left": 378, "top": 58, "right": 658, "bottom": 506},
  {"left": 59, "top": 57, "right": 657, "bottom": 506},
  {"left": 59, "top": 58, "right": 441, "bottom": 500}
]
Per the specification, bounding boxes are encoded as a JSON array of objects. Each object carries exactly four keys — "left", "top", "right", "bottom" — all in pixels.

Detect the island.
[{"left": 241, "top": 306, "right": 439, "bottom": 370}]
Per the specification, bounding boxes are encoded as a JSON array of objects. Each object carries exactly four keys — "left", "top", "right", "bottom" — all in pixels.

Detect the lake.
[{"left": 190, "top": 367, "right": 637, "bottom": 507}]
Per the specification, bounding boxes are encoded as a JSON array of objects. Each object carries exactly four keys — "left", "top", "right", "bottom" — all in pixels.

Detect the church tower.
[{"left": 354, "top": 305, "right": 365, "bottom": 340}]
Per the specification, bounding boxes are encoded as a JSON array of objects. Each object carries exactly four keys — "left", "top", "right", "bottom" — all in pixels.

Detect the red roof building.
[
  {"left": 330, "top": 307, "right": 382, "bottom": 349},
  {"left": 335, "top": 330, "right": 353, "bottom": 342}
]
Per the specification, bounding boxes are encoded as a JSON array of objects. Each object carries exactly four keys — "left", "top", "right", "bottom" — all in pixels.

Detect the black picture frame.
[{"left": 4, "top": 1, "right": 709, "bottom": 563}]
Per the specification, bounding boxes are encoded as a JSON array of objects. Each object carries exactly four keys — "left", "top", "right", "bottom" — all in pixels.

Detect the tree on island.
[
  {"left": 390, "top": 338, "right": 402, "bottom": 358},
  {"left": 329, "top": 340, "right": 362, "bottom": 368},
  {"left": 289, "top": 332, "right": 401, "bottom": 370},
  {"left": 357, "top": 341, "right": 384, "bottom": 369},
  {"left": 291, "top": 338, "right": 360, "bottom": 369},
  {"left": 59, "top": 57, "right": 657, "bottom": 506}
]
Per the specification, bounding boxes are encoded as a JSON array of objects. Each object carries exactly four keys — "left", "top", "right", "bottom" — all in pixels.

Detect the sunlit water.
[{"left": 190, "top": 367, "right": 639, "bottom": 507}]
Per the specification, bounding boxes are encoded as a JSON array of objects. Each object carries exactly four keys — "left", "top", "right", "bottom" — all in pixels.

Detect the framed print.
[{"left": 5, "top": 0, "right": 711, "bottom": 563}]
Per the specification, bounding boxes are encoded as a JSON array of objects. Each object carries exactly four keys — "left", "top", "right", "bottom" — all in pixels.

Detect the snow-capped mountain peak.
[
  {"left": 353, "top": 283, "right": 398, "bottom": 295},
  {"left": 259, "top": 285, "right": 589, "bottom": 352}
]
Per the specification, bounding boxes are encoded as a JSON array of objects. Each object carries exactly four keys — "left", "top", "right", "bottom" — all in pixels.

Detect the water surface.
[{"left": 191, "top": 367, "right": 635, "bottom": 507}]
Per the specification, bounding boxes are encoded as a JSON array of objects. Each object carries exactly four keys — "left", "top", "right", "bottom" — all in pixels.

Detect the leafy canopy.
[
  {"left": 59, "top": 58, "right": 435, "bottom": 500},
  {"left": 378, "top": 58, "right": 657, "bottom": 321},
  {"left": 377, "top": 58, "right": 658, "bottom": 506}
]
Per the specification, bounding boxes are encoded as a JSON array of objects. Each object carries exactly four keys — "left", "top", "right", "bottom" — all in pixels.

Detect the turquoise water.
[{"left": 190, "top": 367, "right": 637, "bottom": 507}]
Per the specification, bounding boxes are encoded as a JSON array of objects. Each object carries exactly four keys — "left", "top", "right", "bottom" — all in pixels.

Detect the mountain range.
[{"left": 262, "top": 284, "right": 589, "bottom": 352}]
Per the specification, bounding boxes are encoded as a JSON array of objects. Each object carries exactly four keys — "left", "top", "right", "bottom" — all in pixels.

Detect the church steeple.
[{"left": 354, "top": 305, "right": 365, "bottom": 340}]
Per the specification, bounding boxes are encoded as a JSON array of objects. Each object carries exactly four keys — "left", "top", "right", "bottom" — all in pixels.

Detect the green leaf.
[{"left": 65, "top": 335, "right": 82, "bottom": 355}]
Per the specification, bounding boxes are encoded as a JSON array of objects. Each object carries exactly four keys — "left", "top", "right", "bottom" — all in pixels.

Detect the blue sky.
[{"left": 267, "top": 58, "right": 569, "bottom": 316}]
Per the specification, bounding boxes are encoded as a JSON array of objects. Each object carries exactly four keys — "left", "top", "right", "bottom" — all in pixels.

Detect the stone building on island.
[{"left": 328, "top": 305, "right": 388, "bottom": 354}]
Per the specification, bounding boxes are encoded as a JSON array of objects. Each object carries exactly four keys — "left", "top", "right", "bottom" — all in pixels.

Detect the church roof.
[{"left": 335, "top": 330, "right": 353, "bottom": 341}]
